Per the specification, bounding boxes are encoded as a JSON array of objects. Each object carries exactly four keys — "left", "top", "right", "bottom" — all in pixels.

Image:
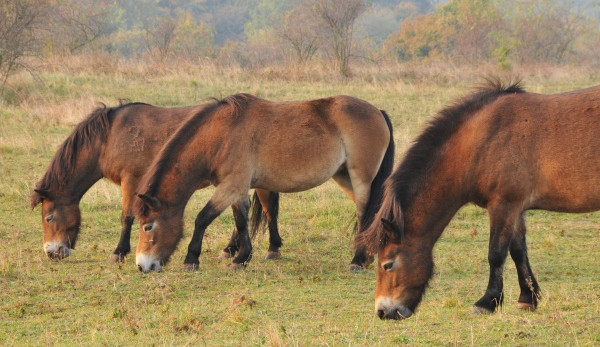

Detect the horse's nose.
[
  {"left": 46, "top": 245, "right": 69, "bottom": 260},
  {"left": 377, "top": 309, "right": 385, "bottom": 319}
]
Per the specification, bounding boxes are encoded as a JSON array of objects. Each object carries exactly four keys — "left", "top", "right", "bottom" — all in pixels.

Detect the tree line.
[{"left": 1, "top": 0, "right": 598, "bottom": 92}]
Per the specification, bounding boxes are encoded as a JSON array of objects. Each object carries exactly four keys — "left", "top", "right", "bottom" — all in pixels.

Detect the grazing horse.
[
  {"left": 31, "top": 102, "right": 280, "bottom": 262},
  {"left": 134, "top": 93, "right": 395, "bottom": 273},
  {"left": 357, "top": 81, "right": 600, "bottom": 320}
]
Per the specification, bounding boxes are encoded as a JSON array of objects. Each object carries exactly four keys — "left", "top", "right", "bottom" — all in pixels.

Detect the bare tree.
[
  {"left": 281, "top": 2, "right": 321, "bottom": 64},
  {"left": 48, "top": 0, "right": 114, "bottom": 54},
  {"left": 311, "top": 0, "right": 369, "bottom": 76},
  {"left": 144, "top": 17, "right": 178, "bottom": 62},
  {"left": 0, "top": 0, "right": 48, "bottom": 93},
  {"left": 507, "top": 0, "right": 591, "bottom": 64}
]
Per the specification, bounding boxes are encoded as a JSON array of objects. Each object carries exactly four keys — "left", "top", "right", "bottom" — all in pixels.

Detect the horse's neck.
[
  {"left": 157, "top": 145, "right": 212, "bottom": 207},
  {"left": 54, "top": 146, "right": 104, "bottom": 204},
  {"left": 404, "top": 163, "right": 467, "bottom": 248}
]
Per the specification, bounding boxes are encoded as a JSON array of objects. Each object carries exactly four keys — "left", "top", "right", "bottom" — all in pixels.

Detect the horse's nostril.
[
  {"left": 150, "top": 263, "right": 156, "bottom": 271},
  {"left": 138, "top": 265, "right": 143, "bottom": 272},
  {"left": 377, "top": 309, "right": 385, "bottom": 319}
]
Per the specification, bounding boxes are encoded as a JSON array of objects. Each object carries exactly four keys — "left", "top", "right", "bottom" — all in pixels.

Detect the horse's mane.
[
  {"left": 357, "top": 79, "right": 526, "bottom": 254},
  {"left": 134, "top": 93, "right": 256, "bottom": 216},
  {"left": 31, "top": 101, "right": 149, "bottom": 207}
]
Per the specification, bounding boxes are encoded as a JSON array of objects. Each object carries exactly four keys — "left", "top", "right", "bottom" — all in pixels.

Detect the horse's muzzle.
[
  {"left": 376, "top": 305, "right": 413, "bottom": 320},
  {"left": 44, "top": 242, "right": 71, "bottom": 260},
  {"left": 136, "top": 253, "right": 162, "bottom": 273}
]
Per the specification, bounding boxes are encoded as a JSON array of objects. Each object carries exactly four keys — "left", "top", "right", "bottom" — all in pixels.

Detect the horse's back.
[
  {"left": 240, "top": 96, "right": 390, "bottom": 192},
  {"left": 470, "top": 85, "right": 600, "bottom": 212},
  {"left": 100, "top": 104, "right": 203, "bottom": 183}
]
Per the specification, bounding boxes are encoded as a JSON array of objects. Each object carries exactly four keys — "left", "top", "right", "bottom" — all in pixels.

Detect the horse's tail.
[
  {"left": 249, "top": 191, "right": 280, "bottom": 240},
  {"left": 358, "top": 110, "right": 395, "bottom": 233}
]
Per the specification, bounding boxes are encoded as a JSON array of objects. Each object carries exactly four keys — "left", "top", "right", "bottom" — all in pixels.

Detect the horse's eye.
[
  {"left": 382, "top": 261, "right": 395, "bottom": 271},
  {"left": 143, "top": 224, "right": 153, "bottom": 232},
  {"left": 45, "top": 214, "right": 55, "bottom": 223}
]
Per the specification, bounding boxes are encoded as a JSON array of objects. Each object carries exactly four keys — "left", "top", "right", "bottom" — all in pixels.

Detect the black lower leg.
[
  {"left": 267, "top": 219, "right": 282, "bottom": 253},
  {"left": 509, "top": 220, "right": 541, "bottom": 307},
  {"left": 231, "top": 199, "right": 252, "bottom": 265},
  {"left": 351, "top": 222, "right": 374, "bottom": 267},
  {"left": 350, "top": 247, "right": 373, "bottom": 268},
  {"left": 223, "top": 228, "right": 240, "bottom": 256},
  {"left": 112, "top": 215, "right": 134, "bottom": 258},
  {"left": 475, "top": 226, "right": 511, "bottom": 312},
  {"left": 184, "top": 202, "right": 222, "bottom": 266}
]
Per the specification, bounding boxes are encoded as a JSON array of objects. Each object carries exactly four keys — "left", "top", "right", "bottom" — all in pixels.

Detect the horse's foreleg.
[
  {"left": 109, "top": 184, "right": 135, "bottom": 263},
  {"left": 256, "top": 190, "right": 282, "bottom": 259},
  {"left": 184, "top": 185, "right": 248, "bottom": 270},
  {"left": 474, "top": 203, "right": 519, "bottom": 313},
  {"left": 219, "top": 226, "right": 240, "bottom": 260},
  {"left": 230, "top": 197, "right": 253, "bottom": 269},
  {"left": 184, "top": 201, "right": 225, "bottom": 270},
  {"left": 509, "top": 213, "right": 541, "bottom": 311}
]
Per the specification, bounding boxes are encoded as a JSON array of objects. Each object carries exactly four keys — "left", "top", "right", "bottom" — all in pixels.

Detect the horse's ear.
[
  {"left": 31, "top": 189, "right": 54, "bottom": 209},
  {"left": 381, "top": 218, "right": 404, "bottom": 243},
  {"left": 136, "top": 193, "right": 161, "bottom": 211}
]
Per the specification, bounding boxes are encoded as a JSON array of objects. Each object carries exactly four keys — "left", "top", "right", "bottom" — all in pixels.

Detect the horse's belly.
[{"left": 252, "top": 146, "right": 346, "bottom": 193}]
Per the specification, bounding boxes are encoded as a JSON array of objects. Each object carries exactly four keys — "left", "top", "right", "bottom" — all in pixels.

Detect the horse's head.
[
  {"left": 134, "top": 193, "right": 183, "bottom": 273},
  {"left": 371, "top": 219, "right": 433, "bottom": 320},
  {"left": 31, "top": 189, "right": 81, "bottom": 260}
]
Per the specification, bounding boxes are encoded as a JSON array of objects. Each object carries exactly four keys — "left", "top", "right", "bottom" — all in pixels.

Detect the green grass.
[{"left": 0, "top": 66, "right": 599, "bottom": 345}]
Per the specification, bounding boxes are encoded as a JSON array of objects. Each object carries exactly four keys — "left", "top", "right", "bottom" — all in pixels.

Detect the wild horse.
[
  {"left": 31, "top": 102, "right": 280, "bottom": 262},
  {"left": 134, "top": 93, "right": 394, "bottom": 272},
  {"left": 358, "top": 81, "right": 600, "bottom": 319}
]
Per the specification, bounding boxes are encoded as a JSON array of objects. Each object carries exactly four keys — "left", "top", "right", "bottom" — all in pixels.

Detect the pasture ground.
[{"left": 0, "top": 63, "right": 599, "bottom": 345}]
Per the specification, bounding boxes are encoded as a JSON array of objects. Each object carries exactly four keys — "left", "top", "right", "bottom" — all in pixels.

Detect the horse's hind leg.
[
  {"left": 509, "top": 213, "right": 541, "bottom": 311},
  {"left": 230, "top": 197, "right": 253, "bottom": 269},
  {"left": 109, "top": 181, "right": 135, "bottom": 263},
  {"left": 332, "top": 171, "right": 373, "bottom": 271},
  {"left": 255, "top": 190, "right": 282, "bottom": 260},
  {"left": 474, "top": 202, "right": 520, "bottom": 313}
]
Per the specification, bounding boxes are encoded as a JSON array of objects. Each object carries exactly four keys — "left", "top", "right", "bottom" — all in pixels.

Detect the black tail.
[
  {"left": 249, "top": 191, "right": 280, "bottom": 239},
  {"left": 359, "top": 110, "right": 395, "bottom": 231}
]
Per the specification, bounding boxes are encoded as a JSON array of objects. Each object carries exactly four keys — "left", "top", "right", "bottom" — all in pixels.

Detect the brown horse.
[
  {"left": 357, "top": 80, "right": 600, "bottom": 320},
  {"left": 31, "top": 102, "right": 281, "bottom": 262},
  {"left": 134, "top": 93, "right": 394, "bottom": 272}
]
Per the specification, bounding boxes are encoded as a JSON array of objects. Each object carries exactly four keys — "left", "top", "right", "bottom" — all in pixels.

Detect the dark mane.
[
  {"left": 358, "top": 79, "right": 526, "bottom": 253},
  {"left": 31, "top": 102, "right": 149, "bottom": 206},
  {"left": 392, "top": 79, "right": 525, "bottom": 209},
  {"left": 134, "top": 93, "right": 256, "bottom": 216}
]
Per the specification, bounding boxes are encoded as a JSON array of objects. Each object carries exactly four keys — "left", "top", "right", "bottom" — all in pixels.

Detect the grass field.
[{"left": 0, "top": 62, "right": 599, "bottom": 345}]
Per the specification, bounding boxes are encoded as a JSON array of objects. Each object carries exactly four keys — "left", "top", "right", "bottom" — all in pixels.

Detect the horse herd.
[{"left": 31, "top": 80, "right": 600, "bottom": 320}]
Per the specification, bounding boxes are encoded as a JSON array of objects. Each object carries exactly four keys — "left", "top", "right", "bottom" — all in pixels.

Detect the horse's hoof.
[
  {"left": 108, "top": 254, "right": 125, "bottom": 263},
  {"left": 184, "top": 263, "right": 199, "bottom": 271},
  {"left": 348, "top": 264, "right": 364, "bottom": 271},
  {"left": 229, "top": 263, "right": 246, "bottom": 270},
  {"left": 362, "top": 257, "right": 374, "bottom": 268},
  {"left": 218, "top": 251, "right": 233, "bottom": 260},
  {"left": 517, "top": 302, "right": 536, "bottom": 311},
  {"left": 265, "top": 251, "right": 281, "bottom": 260},
  {"left": 472, "top": 306, "right": 494, "bottom": 314}
]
